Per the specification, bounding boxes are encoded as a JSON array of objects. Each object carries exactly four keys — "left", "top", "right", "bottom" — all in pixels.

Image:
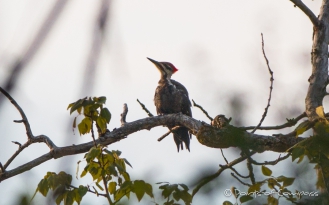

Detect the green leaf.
[
  {"left": 179, "top": 184, "right": 189, "bottom": 191},
  {"left": 282, "top": 177, "right": 295, "bottom": 187},
  {"left": 267, "top": 195, "right": 278, "bottom": 205},
  {"left": 294, "top": 120, "right": 311, "bottom": 137},
  {"left": 67, "top": 103, "right": 74, "bottom": 110},
  {"left": 223, "top": 201, "right": 234, "bottom": 205},
  {"left": 64, "top": 190, "right": 74, "bottom": 205},
  {"left": 161, "top": 184, "right": 178, "bottom": 198},
  {"left": 145, "top": 183, "right": 154, "bottom": 198},
  {"left": 85, "top": 147, "right": 101, "bottom": 162},
  {"left": 97, "top": 96, "right": 107, "bottom": 104},
  {"left": 55, "top": 192, "right": 65, "bottom": 205},
  {"left": 108, "top": 182, "right": 117, "bottom": 194},
  {"left": 261, "top": 165, "right": 272, "bottom": 176},
  {"left": 69, "top": 98, "right": 86, "bottom": 114},
  {"left": 78, "top": 117, "right": 92, "bottom": 135},
  {"left": 80, "top": 169, "right": 87, "bottom": 178},
  {"left": 133, "top": 180, "right": 146, "bottom": 201},
  {"left": 291, "top": 147, "right": 305, "bottom": 162},
  {"left": 37, "top": 179, "right": 49, "bottom": 196},
  {"left": 100, "top": 108, "right": 111, "bottom": 123},
  {"left": 96, "top": 117, "right": 107, "bottom": 133},
  {"left": 76, "top": 185, "right": 87, "bottom": 204},
  {"left": 248, "top": 183, "right": 262, "bottom": 193},
  {"left": 267, "top": 178, "right": 280, "bottom": 189},
  {"left": 95, "top": 182, "right": 104, "bottom": 191},
  {"left": 240, "top": 195, "right": 253, "bottom": 203},
  {"left": 123, "top": 158, "right": 133, "bottom": 168},
  {"left": 73, "top": 117, "right": 77, "bottom": 128}
]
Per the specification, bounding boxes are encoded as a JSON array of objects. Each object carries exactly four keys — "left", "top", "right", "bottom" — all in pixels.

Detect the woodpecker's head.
[{"left": 147, "top": 57, "right": 178, "bottom": 79}]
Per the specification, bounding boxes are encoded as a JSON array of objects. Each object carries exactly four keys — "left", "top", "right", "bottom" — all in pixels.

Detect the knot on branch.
[{"left": 196, "top": 124, "right": 246, "bottom": 149}]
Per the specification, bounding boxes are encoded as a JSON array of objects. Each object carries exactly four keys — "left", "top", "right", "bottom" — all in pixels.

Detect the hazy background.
[{"left": 0, "top": 0, "right": 321, "bottom": 204}]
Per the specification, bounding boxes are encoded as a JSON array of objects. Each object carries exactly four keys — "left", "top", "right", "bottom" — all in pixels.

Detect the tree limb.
[
  {"left": 305, "top": 0, "right": 329, "bottom": 122},
  {"left": 289, "top": 0, "right": 320, "bottom": 27}
]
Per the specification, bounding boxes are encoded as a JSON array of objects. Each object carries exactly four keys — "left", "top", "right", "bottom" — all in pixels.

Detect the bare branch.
[
  {"left": 0, "top": 87, "right": 33, "bottom": 139},
  {"left": 158, "top": 126, "right": 180, "bottom": 142},
  {"left": 289, "top": 0, "right": 320, "bottom": 27},
  {"left": 250, "top": 153, "right": 291, "bottom": 166},
  {"left": 251, "top": 34, "right": 274, "bottom": 134},
  {"left": 11, "top": 141, "right": 21, "bottom": 147},
  {"left": 0, "top": 113, "right": 304, "bottom": 182},
  {"left": 192, "top": 99, "right": 213, "bottom": 121},
  {"left": 305, "top": 0, "right": 329, "bottom": 122},
  {"left": 137, "top": 99, "right": 154, "bottom": 117},
  {"left": 231, "top": 173, "right": 251, "bottom": 186},
  {"left": 220, "top": 149, "right": 229, "bottom": 164},
  {"left": 192, "top": 152, "right": 255, "bottom": 197},
  {"left": 120, "top": 103, "right": 128, "bottom": 126},
  {"left": 241, "top": 112, "right": 306, "bottom": 131}
]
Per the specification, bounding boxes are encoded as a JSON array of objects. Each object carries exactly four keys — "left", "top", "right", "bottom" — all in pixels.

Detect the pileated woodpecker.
[{"left": 147, "top": 57, "right": 192, "bottom": 152}]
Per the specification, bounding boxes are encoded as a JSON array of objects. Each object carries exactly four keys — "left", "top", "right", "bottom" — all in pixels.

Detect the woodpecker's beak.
[{"left": 147, "top": 57, "right": 161, "bottom": 67}]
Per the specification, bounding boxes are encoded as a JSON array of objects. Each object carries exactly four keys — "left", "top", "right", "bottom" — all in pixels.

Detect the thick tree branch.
[
  {"left": 290, "top": 0, "right": 320, "bottom": 27},
  {"left": 305, "top": 0, "right": 329, "bottom": 122},
  {"left": 0, "top": 113, "right": 305, "bottom": 182}
]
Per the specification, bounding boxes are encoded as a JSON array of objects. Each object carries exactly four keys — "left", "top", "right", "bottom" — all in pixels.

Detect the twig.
[
  {"left": 247, "top": 158, "right": 256, "bottom": 184},
  {"left": 158, "top": 126, "right": 180, "bottom": 141},
  {"left": 137, "top": 99, "right": 154, "bottom": 117},
  {"left": 231, "top": 173, "right": 251, "bottom": 186},
  {"left": 192, "top": 99, "right": 213, "bottom": 121},
  {"left": 11, "top": 141, "right": 21, "bottom": 148},
  {"left": 0, "top": 87, "right": 33, "bottom": 139},
  {"left": 192, "top": 151, "right": 256, "bottom": 197},
  {"left": 0, "top": 163, "right": 3, "bottom": 173},
  {"left": 69, "top": 185, "right": 107, "bottom": 197},
  {"left": 251, "top": 34, "right": 274, "bottom": 134},
  {"left": 250, "top": 153, "right": 291, "bottom": 165},
  {"left": 289, "top": 0, "right": 320, "bottom": 27},
  {"left": 241, "top": 112, "right": 306, "bottom": 131},
  {"left": 120, "top": 103, "right": 128, "bottom": 126},
  {"left": 220, "top": 149, "right": 229, "bottom": 164}
]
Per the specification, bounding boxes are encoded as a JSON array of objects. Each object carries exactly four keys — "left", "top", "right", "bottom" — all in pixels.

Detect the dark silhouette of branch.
[
  {"left": 137, "top": 99, "right": 154, "bottom": 117},
  {"left": 0, "top": 87, "right": 33, "bottom": 139},
  {"left": 251, "top": 33, "right": 274, "bottom": 134},
  {"left": 241, "top": 112, "right": 306, "bottom": 130},
  {"left": 80, "top": 0, "right": 111, "bottom": 95},
  {"left": 289, "top": 0, "right": 320, "bottom": 27},
  {"left": 0, "top": 0, "right": 68, "bottom": 105},
  {"left": 192, "top": 152, "right": 255, "bottom": 197},
  {"left": 192, "top": 99, "right": 213, "bottom": 121},
  {"left": 0, "top": 87, "right": 305, "bottom": 182},
  {"left": 120, "top": 103, "right": 128, "bottom": 126}
]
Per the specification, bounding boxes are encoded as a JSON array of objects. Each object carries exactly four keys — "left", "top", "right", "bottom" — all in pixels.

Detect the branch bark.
[
  {"left": 0, "top": 112, "right": 304, "bottom": 182},
  {"left": 305, "top": 0, "right": 329, "bottom": 122}
]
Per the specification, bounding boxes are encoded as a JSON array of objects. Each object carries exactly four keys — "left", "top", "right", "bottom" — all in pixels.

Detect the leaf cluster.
[
  {"left": 157, "top": 182, "right": 192, "bottom": 205},
  {"left": 67, "top": 96, "right": 111, "bottom": 135},
  {"left": 32, "top": 171, "right": 87, "bottom": 205}
]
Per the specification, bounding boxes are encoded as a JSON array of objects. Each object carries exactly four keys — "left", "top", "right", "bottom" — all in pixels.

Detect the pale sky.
[{"left": 0, "top": 0, "right": 322, "bottom": 204}]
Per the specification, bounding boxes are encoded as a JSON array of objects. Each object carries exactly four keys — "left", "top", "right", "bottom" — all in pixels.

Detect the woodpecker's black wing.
[{"left": 154, "top": 79, "right": 192, "bottom": 152}]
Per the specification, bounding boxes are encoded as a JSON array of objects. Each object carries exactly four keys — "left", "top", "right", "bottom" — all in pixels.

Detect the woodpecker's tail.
[{"left": 173, "top": 127, "right": 190, "bottom": 152}]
